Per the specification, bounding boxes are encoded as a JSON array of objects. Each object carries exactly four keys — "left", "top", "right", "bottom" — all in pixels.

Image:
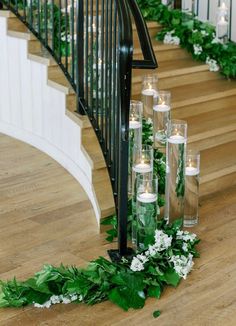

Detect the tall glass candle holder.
[
  {"left": 184, "top": 150, "right": 200, "bottom": 227},
  {"left": 165, "top": 120, "right": 187, "bottom": 224},
  {"left": 136, "top": 175, "right": 158, "bottom": 250},
  {"left": 141, "top": 75, "right": 158, "bottom": 118},
  {"left": 128, "top": 101, "right": 143, "bottom": 195},
  {"left": 153, "top": 90, "right": 171, "bottom": 153},
  {"left": 132, "top": 145, "right": 153, "bottom": 246}
]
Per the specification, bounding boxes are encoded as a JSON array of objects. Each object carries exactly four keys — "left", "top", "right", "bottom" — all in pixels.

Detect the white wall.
[{"left": 0, "top": 15, "right": 101, "bottom": 224}]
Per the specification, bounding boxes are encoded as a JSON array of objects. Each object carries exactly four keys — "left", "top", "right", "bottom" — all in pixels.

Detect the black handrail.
[
  {"left": 0, "top": 0, "right": 157, "bottom": 259},
  {"left": 128, "top": 0, "right": 157, "bottom": 69}
]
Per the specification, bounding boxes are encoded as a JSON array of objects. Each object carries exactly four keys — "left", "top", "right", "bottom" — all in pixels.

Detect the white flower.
[
  {"left": 206, "top": 57, "right": 220, "bottom": 72},
  {"left": 182, "top": 242, "right": 188, "bottom": 252},
  {"left": 201, "top": 30, "right": 209, "bottom": 37},
  {"left": 170, "top": 254, "right": 194, "bottom": 279},
  {"left": 193, "top": 44, "right": 203, "bottom": 55},
  {"left": 147, "top": 117, "right": 153, "bottom": 125},
  {"left": 62, "top": 296, "right": 71, "bottom": 304},
  {"left": 50, "top": 295, "right": 61, "bottom": 304},
  {"left": 130, "top": 257, "right": 145, "bottom": 272},
  {"left": 137, "top": 254, "right": 149, "bottom": 264},
  {"left": 149, "top": 135, "right": 154, "bottom": 142},
  {"left": 34, "top": 300, "right": 51, "bottom": 309},
  {"left": 176, "top": 230, "right": 197, "bottom": 243},
  {"left": 154, "top": 230, "right": 172, "bottom": 251},
  {"left": 70, "top": 294, "right": 78, "bottom": 302},
  {"left": 163, "top": 32, "right": 180, "bottom": 45}
]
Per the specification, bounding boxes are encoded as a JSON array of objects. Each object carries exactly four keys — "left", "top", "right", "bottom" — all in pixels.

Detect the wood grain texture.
[{"left": 0, "top": 134, "right": 236, "bottom": 325}]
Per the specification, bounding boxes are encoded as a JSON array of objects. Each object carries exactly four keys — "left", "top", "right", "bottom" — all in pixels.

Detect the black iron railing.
[{"left": 0, "top": 0, "right": 157, "bottom": 258}]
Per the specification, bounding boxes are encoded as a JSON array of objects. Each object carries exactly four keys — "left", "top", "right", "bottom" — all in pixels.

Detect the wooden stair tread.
[
  {"left": 93, "top": 168, "right": 115, "bottom": 219},
  {"left": 170, "top": 79, "right": 236, "bottom": 108},
  {"left": 200, "top": 142, "right": 236, "bottom": 183},
  {"left": 48, "top": 66, "right": 74, "bottom": 94},
  {"left": 81, "top": 128, "right": 106, "bottom": 170},
  {"left": 187, "top": 107, "right": 236, "bottom": 142},
  {"left": 132, "top": 58, "right": 208, "bottom": 83}
]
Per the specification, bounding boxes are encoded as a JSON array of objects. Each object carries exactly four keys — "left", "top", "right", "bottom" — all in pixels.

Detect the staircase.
[
  {"left": 0, "top": 10, "right": 115, "bottom": 224},
  {"left": 132, "top": 21, "right": 236, "bottom": 199},
  {"left": 1, "top": 9, "right": 236, "bottom": 227}
]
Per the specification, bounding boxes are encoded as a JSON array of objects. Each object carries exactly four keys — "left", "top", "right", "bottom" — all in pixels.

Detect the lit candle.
[
  {"left": 185, "top": 166, "right": 199, "bottom": 176},
  {"left": 137, "top": 192, "right": 157, "bottom": 203},
  {"left": 129, "top": 119, "right": 141, "bottom": 129},
  {"left": 217, "top": 16, "right": 228, "bottom": 39},
  {"left": 153, "top": 102, "right": 170, "bottom": 112},
  {"left": 168, "top": 133, "right": 185, "bottom": 144},
  {"left": 133, "top": 160, "right": 152, "bottom": 173},
  {"left": 142, "top": 83, "right": 158, "bottom": 96}
]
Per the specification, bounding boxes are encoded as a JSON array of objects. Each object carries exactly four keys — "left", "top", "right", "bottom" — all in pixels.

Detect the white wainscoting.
[{"left": 0, "top": 15, "right": 101, "bottom": 224}]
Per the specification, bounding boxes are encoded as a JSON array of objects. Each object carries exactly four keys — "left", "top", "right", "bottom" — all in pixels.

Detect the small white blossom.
[
  {"left": 182, "top": 242, "right": 188, "bottom": 252},
  {"left": 149, "top": 135, "right": 154, "bottom": 142},
  {"left": 176, "top": 230, "right": 197, "bottom": 243},
  {"left": 193, "top": 44, "right": 203, "bottom": 55},
  {"left": 137, "top": 254, "right": 149, "bottom": 264},
  {"left": 70, "top": 294, "right": 78, "bottom": 302},
  {"left": 34, "top": 300, "right": 51, "bottom": 309},
  {"left": 201, "top": 30, "right": 209, "bottom": 37},
  {"left": 146, "top": 117, "right": 153, "bottom": 125},
  {"left": 163, "top": 31, "right": 180, "bottom": 45},
  {"left": 170, "top": 254, "right": 194, "bottom": 279},
  {"left": 154, "top": 230, "right": 172, "bottom": 251},
  {"left": 50, "top": 295, "right": 61, "bottom": 304},
  {"left": 130, "top": 257, "right": 145, "bottom": 272},
  {"left": 206, "top": 57, "right": 220, "bottom": 72},
  {"left": 62, "top": 296, "right": 71, "bottom": 304}
]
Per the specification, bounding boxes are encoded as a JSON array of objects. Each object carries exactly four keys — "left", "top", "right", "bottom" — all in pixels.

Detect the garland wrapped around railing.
[{"left": 137, "top": 0, "right": 236, "bottom": 79}]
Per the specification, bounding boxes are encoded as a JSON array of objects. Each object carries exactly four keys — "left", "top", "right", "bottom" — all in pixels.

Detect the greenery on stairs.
[{"left": 137, "top": 0, "right": 236, "bottom": 79}]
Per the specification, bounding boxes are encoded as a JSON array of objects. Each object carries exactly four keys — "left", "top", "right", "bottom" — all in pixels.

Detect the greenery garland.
[
  {"left": 137, "top": 0, "right": 236, "bottom": 79},
  {"left": 0, "top": 219, "right": 200, "bottom": 315}
]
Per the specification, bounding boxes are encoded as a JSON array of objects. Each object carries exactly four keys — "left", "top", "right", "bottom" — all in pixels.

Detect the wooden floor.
[{"left": 1, "top": 134, "right": 236, "bottom": 326}]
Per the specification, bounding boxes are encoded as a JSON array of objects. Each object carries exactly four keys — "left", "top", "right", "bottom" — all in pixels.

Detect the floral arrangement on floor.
[
  {"left": 136, "top": 0, "right": 236, "bottom": 78},
  {"left": 0, "top": 219, "right": 199, "bottom": 316}
]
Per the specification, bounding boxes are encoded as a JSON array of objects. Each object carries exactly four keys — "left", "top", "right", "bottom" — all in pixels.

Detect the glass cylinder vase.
[
  {"left": 136, "top": 175, "right": 158, "bottom": 250},
  {"left": 141, "top": 75, "right": 158, "bottom": 118},
  {"left": 184, "top": 150, "right": 200, "bottom": 227},
  {"left": 153, "top": 90, "right": 171, "bottom": 154},
  {"left": 132, "top": 145, "right": 153, "bottom": 246},
  {"left": 128, "top": 101, "right": 143, "bottom": 195},
  {"left": 165, "top": 120, "right": 187, "bottom": 224}
]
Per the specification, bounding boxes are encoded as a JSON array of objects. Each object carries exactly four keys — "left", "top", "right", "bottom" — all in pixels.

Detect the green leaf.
[
  {"left": 160, "top": 268, "right": 181, "bottom": 287},
  {"left": 153, "top": 310, "right": 161, "bottom": 318},
  {"left": 148, "top": 284, "right": 161, "bottom": 298},
  {"left": 109, "top": 288, "right": 129, "bottom": 311}
]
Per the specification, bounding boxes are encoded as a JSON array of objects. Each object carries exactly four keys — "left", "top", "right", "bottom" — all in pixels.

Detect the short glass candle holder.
[
  {"left": 136, "top": 175, "right": 158, "bottom": 250},
  {"left": 165, "top": 120, "right": 187, "bottom": 224},
  {"left": 153, "top": 90, "right": 171, "bottom": 153},
  {"left": 141, "top": 75, "right": 158, "bottom": 118},
  {"left": 184, "top": 150, "right": 200, "bottom": 227},
  {"left": 128, "top": 101, "right": 143, "bottom": 195}
]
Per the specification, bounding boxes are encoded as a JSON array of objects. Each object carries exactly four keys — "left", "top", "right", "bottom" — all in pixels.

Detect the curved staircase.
[
  {"left": 0, "top": 10, "right": 115, "bottom": 225},
  {"left": 0, "top": 9, "right": 236, "bottom": 228},
  {"left": 133, "top": 21, "right": 236, "bottom": 199}
]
